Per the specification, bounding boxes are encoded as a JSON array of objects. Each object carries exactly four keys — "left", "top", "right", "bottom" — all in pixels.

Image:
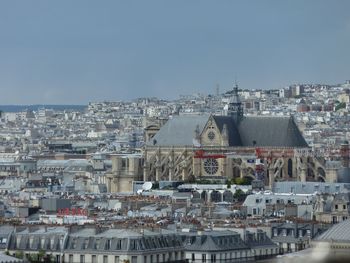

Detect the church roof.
[
  {"left": 315, "top": 219, "right": 350, "bottom": 242},
  {"left": 212, "top": 115, "right": 242, "bottom": 146},
  {"left": 148, "top": 115, "right": 308, "bottom": 148},
  {"left": 238, "top": 116, "right": 308, "bottom": 147},
  {"left": 147, "top": 115, "right": 209, "bottom": 146}
]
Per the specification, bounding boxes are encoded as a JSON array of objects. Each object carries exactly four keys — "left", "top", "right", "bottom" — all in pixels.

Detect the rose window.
[{"left": 204, "top": 158, "right": 219, "bottom": 175}]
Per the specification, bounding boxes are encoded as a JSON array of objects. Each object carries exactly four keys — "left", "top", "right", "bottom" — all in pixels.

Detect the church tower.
[{"left": 226, "top": 83, "right": 243, "bottom": 123}]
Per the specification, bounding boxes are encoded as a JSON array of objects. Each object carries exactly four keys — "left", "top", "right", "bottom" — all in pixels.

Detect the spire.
[{"left": 226, "top": 82, "right": 243, "bottom": 123}]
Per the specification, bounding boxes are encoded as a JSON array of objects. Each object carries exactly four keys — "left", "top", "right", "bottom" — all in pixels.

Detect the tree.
[
  {"left": 335, "top": 102, "right": 346, "bottom": 111},
  {"left": 233, "top": 177, "right": 252, "bottom": 185},
  {"left": 38, "top": 249, "right": 46, "bottom": 261},
  {"left": 15, "top": 251, "right": 24, "bottom": 259},
  {"left": 226, "top": 179, "right": 232, "bottom": 189},
  {"left": 233, "top": 189, "right": 246, "bottom": 202}
]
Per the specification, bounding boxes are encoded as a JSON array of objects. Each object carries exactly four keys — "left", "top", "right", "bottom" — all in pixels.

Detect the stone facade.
[
  {"left": 143, "top": 86, "right": 334, "bottom": 187},
  {"left": 106, "top": 154, "right": 143, "bottom": 192}
]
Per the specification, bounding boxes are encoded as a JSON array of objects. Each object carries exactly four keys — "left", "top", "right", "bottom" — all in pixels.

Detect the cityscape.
[
  {"left": 1, "top": 1, "right": 350, "bottom": 263},
  {"left": 1, "top": 80, "right": 350, "bottom": 262}
]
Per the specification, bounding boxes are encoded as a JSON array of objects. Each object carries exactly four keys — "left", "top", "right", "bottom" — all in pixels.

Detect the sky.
[{"left": 0, "top": 0, "right": 350, "bottom": 104}]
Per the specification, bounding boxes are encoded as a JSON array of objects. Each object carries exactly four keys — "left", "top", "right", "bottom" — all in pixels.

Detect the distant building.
[
  {"left": 311, "top": 219, "right": 350, "bottom": 261},
  {"left": 314, "top": 193, "right": 350, "bottom": 223},
  {"left": 271, "top": 222, "right": 329, "bottom": 254},
  {"left": 180, "top": 230, "right": 254, "bottom": 262},
  {"left": 106, "top": 154, "right": 143, "bottom": 192}
]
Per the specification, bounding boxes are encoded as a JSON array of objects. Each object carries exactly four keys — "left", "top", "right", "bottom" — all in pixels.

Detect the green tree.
[
  {"left": 335, "top": 102, "right": 346, "bottom": 111},
  {"left": 15, "top": 251, "right": 24, "bottom": 259},
  {"left": 38, "top": 249, "right": 46, "bottom": 261},
  {"left": 233, "top": 189, "right": 246, "bottom": 201},
  {"left": 226, "top": 179, "right": 232, "bottom": 189},
  {"left": 233, "top": 177, "right": 252, "bottom": 185},
  {"left": 151, "top": 181, "right": 159, "bottom": 189}
]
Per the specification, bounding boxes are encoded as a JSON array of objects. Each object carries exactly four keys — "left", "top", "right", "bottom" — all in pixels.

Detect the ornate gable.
[{"left": 200, "top": 115, "right": 223, "bottom": 146}]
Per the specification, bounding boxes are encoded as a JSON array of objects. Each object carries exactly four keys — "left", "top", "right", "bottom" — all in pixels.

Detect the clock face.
[{"left": 207, "top": 131, "right": 216, "bottom": 141}]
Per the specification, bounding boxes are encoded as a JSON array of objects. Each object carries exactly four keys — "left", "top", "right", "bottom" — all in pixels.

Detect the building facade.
[{"left": 143, "top": 85, "right": 329, "bottom": 187}]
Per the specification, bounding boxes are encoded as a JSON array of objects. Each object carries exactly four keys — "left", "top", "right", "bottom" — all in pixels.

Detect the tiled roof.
[
  {"left": 148, "top": 115, "right": 308, "bottom": 147},
  {"left": 315, "top": 219, "right": 350, "bottom": 242},
  {"left": 238, "top": 116, "right": 308, "bottom": 147},
  {"left": 147, "top": 115, "right": 209, "bottom": 146}
]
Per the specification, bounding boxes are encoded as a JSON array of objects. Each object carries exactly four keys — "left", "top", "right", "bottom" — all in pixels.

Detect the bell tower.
[{"left": 226, "top": 83, "right": 243, "bottom": 123}]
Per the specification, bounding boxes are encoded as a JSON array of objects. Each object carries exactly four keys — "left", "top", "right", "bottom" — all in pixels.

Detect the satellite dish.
[
  {"left": 142, "top": 182, "right": 153, "bottom": 191},
  {"left": 137, "top": 189, "right": 143, "bottom": 195}
]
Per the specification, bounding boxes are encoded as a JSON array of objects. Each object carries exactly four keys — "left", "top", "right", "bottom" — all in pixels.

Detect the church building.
[{"left": 143, "top": 85, "right": 325, "bottom": 187}]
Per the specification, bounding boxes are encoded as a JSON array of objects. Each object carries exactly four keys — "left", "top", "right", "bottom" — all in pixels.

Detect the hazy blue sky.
[{"left": 0, "top": 0, "right": 350, "bottom": 104}]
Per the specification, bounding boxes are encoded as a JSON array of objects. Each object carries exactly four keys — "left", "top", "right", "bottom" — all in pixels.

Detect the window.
[
  {"left": 335, "top": 204, "right": 338, "bottom": 210},
  {"left": 69, "top": 255, "right": 73, "bottom": 263},
  {"left": 306, "top": 230, "right": 311, "bottom": 237},
  {"left": 299, "top": 230, "right": 303, "bottom": 237},
  {"left": 131, "top": 256, "right": 137, "bottom": 263},
  {"left": 144, "top": 256, "right": 147, "bottom": 263},
  {"left": 192, "top": 253, "right": 195, "bottom": 261},
  {"left": 282, "top": 229, "right": 287, "bottom": 236},
  {"left": 103, "top": 256, "right": 108, "bottom": 263},
  {"left": 116, "top": 239, "right": 122, "bottom": 249},
  {"left": 273, "top": 229, "right": 278, "bottom": 237},
  {"left": 106, "top": 239, "right": 111, "bottom": 250},
  {"left": 204, "top": 158, "right": 219, "bottom": 175},
  {"left": 115, "top": 256, "right": 119, "bottom": 263},
  {"left": 80, "top": 255, "right": 85, "bottom": 263},
  {"left": 84, "top": 239, "right": 89, "bottom": 249},
  {"left": 343, "top": 205, "right": 346, "bottom": 210},
  {"left": 333, "top": 216, "right": 338, "bottom": 224},
  {"left": 130, "top": 239, "right": 137, "bottom": 250},
  {"left": 202, "top": 254, "right": 206, "bottom": 262},
  {"left": 207, "top": 131, "right": 216, "bottom": 141},
  {"left": 210, "top": 254, "right": 216, "bottom": 262}
]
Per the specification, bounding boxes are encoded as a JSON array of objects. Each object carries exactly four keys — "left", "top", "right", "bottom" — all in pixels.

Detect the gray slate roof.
[
  {"left": 147, "top": 115, "right": 209, "bottom": 146},
  {"left": 180, "top": 231, "right": 249, "bottom": 252},
  {"left": 315, "top": 219, "right": 350, "bottom": 242},
  {"left": 213, "top": 116, "right": 242, "bottom": 146},
  {"left": 273, "top": 181, "right": 350, "bottom": 194},
  {"left": 149, "top": 115, "right": 308, "bottom": 147},
  {"left": 238, "top": 116, "right": 308, "bottom": 147}
]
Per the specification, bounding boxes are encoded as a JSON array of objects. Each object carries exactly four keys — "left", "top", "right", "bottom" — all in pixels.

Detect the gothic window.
[
  {"left": 207, "top": 131, "right": 216, "bottom": 141},
  {"left": 204, "top": 158, "right": 219, "bottom": 175}
]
